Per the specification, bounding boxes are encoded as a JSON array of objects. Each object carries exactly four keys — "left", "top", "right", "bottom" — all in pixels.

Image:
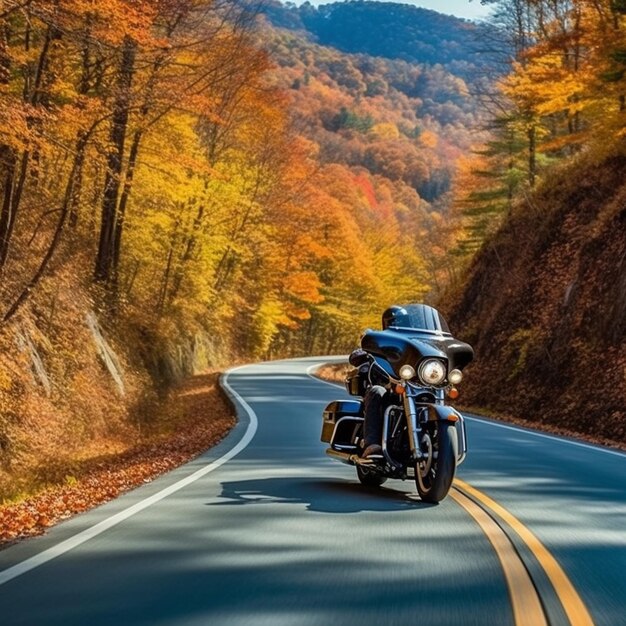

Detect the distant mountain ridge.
[
  {"left": 260, "top": 0, "right": 486, "bottom": 74},
  {"left": 259, "top": 0, "right": 491, "bottom": 207}
]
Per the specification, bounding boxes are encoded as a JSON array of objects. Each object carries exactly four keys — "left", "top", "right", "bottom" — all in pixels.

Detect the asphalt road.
[{"left": 0, "top": 357, "right": 625, "bottom": 626}]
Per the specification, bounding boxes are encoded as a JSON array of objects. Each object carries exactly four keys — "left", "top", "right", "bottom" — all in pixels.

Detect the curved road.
[{"left": 0, "top": 357, "right": 625, "bottom": 625}]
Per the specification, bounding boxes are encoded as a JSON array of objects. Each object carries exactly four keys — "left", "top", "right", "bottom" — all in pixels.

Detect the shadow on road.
[{"left": 207, "top": 476, "right": 437, "bottom": 513}]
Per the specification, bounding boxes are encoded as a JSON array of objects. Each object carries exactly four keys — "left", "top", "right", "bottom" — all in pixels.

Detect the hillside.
[
  {"left": 253, "top": 4, "right": 489, "bottom": 313},
  {"left": 441, "top": 0, "right": 626, "bottom": 445},
  {"left": 444, "top": 149, "right": 626, "bottom": 443},
  {"left": 261, "top": 1, "right": 487, "bottom": 75},
  {"left": 265, "top": 27, "right": 483, "bottom": 199}
]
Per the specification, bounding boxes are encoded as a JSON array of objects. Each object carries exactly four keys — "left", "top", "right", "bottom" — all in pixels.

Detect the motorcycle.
[{"left": 320, "top": 304, "right": 473, "bottom": 503}]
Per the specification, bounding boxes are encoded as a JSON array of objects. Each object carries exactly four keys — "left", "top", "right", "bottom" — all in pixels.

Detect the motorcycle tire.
[
  {"left": 415, "top": 423, "right": 458, "bottom": 503},
  {"left": 356, "top": 465, "right": 387, "bottom": 487}
]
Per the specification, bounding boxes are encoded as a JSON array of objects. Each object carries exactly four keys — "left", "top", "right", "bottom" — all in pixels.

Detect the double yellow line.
[{"left": 452, "top": 479, "right": 595, "bottom": 626}]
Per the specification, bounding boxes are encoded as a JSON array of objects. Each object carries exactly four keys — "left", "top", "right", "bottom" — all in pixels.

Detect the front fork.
[
  {"left": 401, "top": 388, "right": 467, "bottom": 464},
  {"left": 403, "top": 393, "right": 424, "bottom": 461}
]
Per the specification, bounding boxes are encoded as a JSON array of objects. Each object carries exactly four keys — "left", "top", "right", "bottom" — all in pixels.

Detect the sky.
[
  {"left": 404, "top": 1, "right": 491, "bottom": 20},
  {"left": 305, "top": 1, "right": 492, "bottom": 21}
]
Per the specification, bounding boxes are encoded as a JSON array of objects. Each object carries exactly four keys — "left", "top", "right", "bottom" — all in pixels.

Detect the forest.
[
  {"left": 0, "top": 0, "right": 482, "bottom": 503},
  {"left": 0, "top": 0, "right": 624, "bottom": 512},
  {"left": 262, "top": 0, "right": 487, "bottom": 71}
]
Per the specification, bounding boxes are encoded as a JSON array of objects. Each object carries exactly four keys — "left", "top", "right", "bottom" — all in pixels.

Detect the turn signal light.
[
  {"left": 448, "top": 387, "right": 459, "bottom": 400},
  {"left": 394, "top": 384, "right": 406, "bottom": 395}
]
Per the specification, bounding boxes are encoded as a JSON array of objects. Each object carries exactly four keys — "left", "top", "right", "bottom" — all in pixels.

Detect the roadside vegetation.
[
  {"left": 0, "top": 372, "right": 234, "bottom": 545},
  {"left": 444, "top": 0, "right": 626, "bottom": 441}
]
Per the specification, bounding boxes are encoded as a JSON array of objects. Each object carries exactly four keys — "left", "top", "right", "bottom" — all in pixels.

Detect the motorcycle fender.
[
  {"left": 424, "top": 404, "right": 462, "bottom": 423},
  {"left": 422, "top": 403, "right": 468, "bottom": 465}
]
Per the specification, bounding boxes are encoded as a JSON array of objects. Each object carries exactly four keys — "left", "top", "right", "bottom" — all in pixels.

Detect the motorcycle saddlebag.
[{"left": 321, "top": 400, "right": 364, "bottom": 448}]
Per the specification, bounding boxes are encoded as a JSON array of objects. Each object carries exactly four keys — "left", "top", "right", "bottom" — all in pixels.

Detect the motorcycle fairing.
[{"left": 361, "top": 329, "right": 473, "bottom": 377}]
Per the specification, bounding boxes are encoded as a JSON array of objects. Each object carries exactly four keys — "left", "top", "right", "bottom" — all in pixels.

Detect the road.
[{"left": 0, "top": 357, "right": 625, "bottom": 625}]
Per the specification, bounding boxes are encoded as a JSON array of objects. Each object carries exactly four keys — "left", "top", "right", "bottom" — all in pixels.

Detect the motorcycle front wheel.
[
  {"left": 356, "top": 465, "right": 387, "bottom": 487},
  {"left": 415, "top": 423, "right": 457, "bottom": 503}
]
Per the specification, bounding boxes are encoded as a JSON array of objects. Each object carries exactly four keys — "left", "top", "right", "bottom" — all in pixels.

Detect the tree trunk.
[
  {"left": 2, "top": 133, "right": 88, "bottom": 324},
  {"left": 0, "top": 23, "right": 57, "bottom": 270},
  {"left": 170, "top": 202, "right": 205, "bottom": 299},
  {"left": 112, "top": 128, "right": 142, "bottom": 276},
  {"left": 528, "top": 124, "right": 536, "bottom": 187},
  {"left": 157, "top": 236, "right": 177, "bottom": 318},
  {"left": 0, "top": 17, "right": 9, "bottom": 85},
  {"left": 94, "top": 36, "right": 136, "bottom": 287},
  {"left": 0, "top": 146, "right": 16, "bottom": 269},
  {"left": 213, "top": 245, "right": 232, "bottom": 290},
  {"left": 0, "top": 21, "right": 15, "bottom": 269}
]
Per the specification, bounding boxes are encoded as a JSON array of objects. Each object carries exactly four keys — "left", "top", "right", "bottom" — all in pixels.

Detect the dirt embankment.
[
  {"left": 443, "top": 149, "right": 626, "bottom": 444},
  {"left": 314, "top": 362, "right": 351, "bottom": 385},
  {"left": 0, "top": 372, "right": 235, "bottom": 546},
  {"left": 0, "top": 262, "right": 240, "bottom": 545}
]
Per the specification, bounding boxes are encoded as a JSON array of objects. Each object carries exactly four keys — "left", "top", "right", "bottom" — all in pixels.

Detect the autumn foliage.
[
  {"left": 446, "top": 149, "right": 626, "bottom": 443},
  {"left": 0, "top": 0, "right": 486, "bottom": 508},
  {"left": 0, "top": 372, "right": 235, "bottom": 544},
  {"left": 453, "top": 0, "right": 626, "bottom": 261}
]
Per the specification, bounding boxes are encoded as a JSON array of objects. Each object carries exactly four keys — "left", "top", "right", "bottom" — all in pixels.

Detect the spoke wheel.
[{"left": 415, "top": 423, "right": 457, "bottom": 503}]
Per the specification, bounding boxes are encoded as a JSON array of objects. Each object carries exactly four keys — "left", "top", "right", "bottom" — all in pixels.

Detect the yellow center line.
[
  {"left": 454, "top": 478, "right": 595, "bottom": 626},
  {"left": 450, "top": 489, "right": 547, "bottom": 626}
]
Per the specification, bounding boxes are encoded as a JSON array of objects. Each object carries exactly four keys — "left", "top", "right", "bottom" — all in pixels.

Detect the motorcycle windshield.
[{"left": 385, "top": 304, "right": 451, "bottom": 335}]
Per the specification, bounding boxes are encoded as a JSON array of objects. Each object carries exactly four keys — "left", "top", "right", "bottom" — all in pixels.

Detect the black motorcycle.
[{"left": 321, "top": 304, "right": 474, "bottom": 503}]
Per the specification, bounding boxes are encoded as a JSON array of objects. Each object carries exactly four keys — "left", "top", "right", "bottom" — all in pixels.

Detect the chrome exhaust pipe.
[
  {"left": 325, "top": 448, "right": 354, "bottom": 465},
  {"left": 325, "top": 448, "right": 378, "bottom": 466}
]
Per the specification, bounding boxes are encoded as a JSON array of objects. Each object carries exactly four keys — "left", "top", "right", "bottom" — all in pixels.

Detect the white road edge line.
[
  {"left": 0, "top": 365, "right": 258, "bottom": 587},
  {"left": 307, "top": 361, "right": 626, "bottom": 460}
]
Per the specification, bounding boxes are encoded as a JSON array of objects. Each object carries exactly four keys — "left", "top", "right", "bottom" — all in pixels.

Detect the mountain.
[
  {"left": 252, "top": 1, "right": 493, "bottom": 310},
  {"left": 261, "top": 1, "right": 486, "bottom": 75},
  {"left": 259, "top": 1, "right": 492, "bottom": 207},
  {"left": 266, "top": 29, "right": 483, "bottom": 196}
]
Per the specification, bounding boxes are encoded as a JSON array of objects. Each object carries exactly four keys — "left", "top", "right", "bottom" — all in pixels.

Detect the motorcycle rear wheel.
[
  {"left": 415, "top": 423, "right": 457, "bottom": 503},
  {"left": 356, "top": 465, "right": 388, "bottom": 487}
]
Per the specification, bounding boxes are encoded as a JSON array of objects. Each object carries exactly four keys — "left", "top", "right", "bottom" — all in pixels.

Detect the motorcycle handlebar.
[{"left": 348, "top": 349, "right": 370, "bottom": 367}]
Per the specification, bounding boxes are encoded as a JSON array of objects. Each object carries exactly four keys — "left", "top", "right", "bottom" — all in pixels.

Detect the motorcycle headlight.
[
  {"left": 399, "top": 364, "right": 416, "bottom": 380},
  {"left": 418, "top": 359, "right": 446, "bottom": 386},
  {"left": 449, "top": 369, "right": 463, "bottom": 385}
]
